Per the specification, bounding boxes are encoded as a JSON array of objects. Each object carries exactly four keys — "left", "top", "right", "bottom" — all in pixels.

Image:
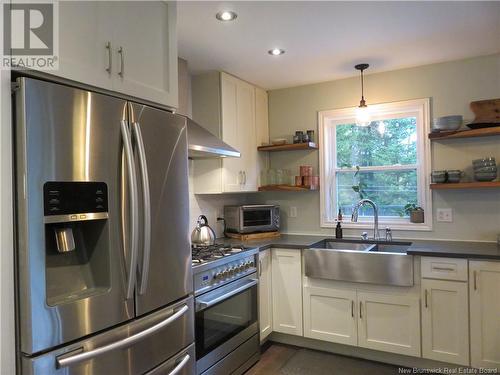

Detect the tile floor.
[{"left": 245, "top": 343, "right": 403, "bottom": 375}]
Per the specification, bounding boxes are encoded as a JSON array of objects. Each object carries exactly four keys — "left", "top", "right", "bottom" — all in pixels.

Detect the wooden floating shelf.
[
  {"left": 258, "top": 184, "right": 319, "bottom": 192},
  {"left": 430, "top": 181, "right": 500, "bottom": 190},
  {"left": 428, "top": 126, "right": 500, "bottom": 140},
  {"left": 257, "top": 142, "right": 318, "bottom": 152}
]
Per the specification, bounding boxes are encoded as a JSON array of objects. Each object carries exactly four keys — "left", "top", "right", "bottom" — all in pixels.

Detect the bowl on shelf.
[
  {"left": 472, "top": 157, "right": 496, "bottom": 169},
  {"left": 474, "top": 174, "right": 497, "bottom": 182},
  {"left": 271, "top": 138, "right": 287, "bottom": 145},
  {"left": 432, "top": 115, "right": 463, "bottom": 132},
  {"left": 431, "top": 170, "right": 447, "bottom": 183},
  {"left": 446, "top": 170, "right": 463, "bottom": 183},
  {"left": 474, "top": 172, "right": 497, "bottom": 182},
  {"left": 473, "top": 166, "right": 497, "bottom": 173}
]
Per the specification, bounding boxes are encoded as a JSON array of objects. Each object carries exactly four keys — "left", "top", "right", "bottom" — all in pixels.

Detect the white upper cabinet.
[
  {"left": 220, "top": 72, "right": 257, "bottom": 192},
  {"left": 469, "top": 261, "right": 500, "bottom": 369},
  {"left": 57, "top": 1, "right": 178, "bottom": 107},
  {"left": 108, "top": 1, "right": 178, "bottom": 107},
  {"left": 58, "top": 2, "right": 112, "bottom": 90},
  {"left": 421, "top": 279, "right": 469, "bottom": 365},
  {"left": 192, "top": 72, "right": 266, "bottom": 193}
]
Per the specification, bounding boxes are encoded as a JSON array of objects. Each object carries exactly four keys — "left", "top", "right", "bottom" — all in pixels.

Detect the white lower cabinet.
[
  {"left": 271, "top": 248, "right": 303, "bottom": 336},
  {"left": 357, "top": 291, "right": 421, "bottom": 357},
  {"left": 303, "top": 283, "right": 420, "bottom": 357},
  {"left": 303, "top": 286, "right": 357, "bottom": 345},
  {"left": 258, "top": 249, "right": 273, "bottom": 342},
  {"left": 469, "top": 261, "right": 500, "bottom": 369},
  {"left": 421, "top": 279, "right": 469, "bottom": 365}
]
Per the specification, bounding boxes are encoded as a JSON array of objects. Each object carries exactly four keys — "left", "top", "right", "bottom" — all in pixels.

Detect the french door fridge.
[{"left": 14, "top": 77, "right": 194, "bottom": 374}]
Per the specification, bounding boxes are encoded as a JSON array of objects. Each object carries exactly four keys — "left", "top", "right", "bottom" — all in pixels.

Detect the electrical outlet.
[
  {"left": 289, "top": 206, "right": 297, "bottom": 218},
  {"left": 437, "top": 208, "right": 453, "bottom": 222}
]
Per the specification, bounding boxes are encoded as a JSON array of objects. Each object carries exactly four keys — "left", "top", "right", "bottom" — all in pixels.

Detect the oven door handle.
[{"left": 196, "top": 278, "right": 258, "bottom": 312}]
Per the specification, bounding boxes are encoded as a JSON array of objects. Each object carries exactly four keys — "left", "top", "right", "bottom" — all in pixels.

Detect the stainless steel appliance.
[
  {"left": 14, "top": 77, "right": 194, "bottom": 374},
  {"left": 191, "top": 215, "right": 217, "bottom": 246},
  {"left": 186, "top": 118, "right": 240, "bottom": 159},
  {"left": 192, "top": 245, "right": 260, "bottom": 374},
  {"left": 224, "top": 205, "right": 280, "bottom": 234}
]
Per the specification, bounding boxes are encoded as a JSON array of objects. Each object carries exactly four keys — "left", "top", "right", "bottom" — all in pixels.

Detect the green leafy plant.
[
  {"left": 399, "top": 203, "right": 423, "bottom": 217},
  {"left": 351, "top": 166, "right": 367, "bottom": 199}
]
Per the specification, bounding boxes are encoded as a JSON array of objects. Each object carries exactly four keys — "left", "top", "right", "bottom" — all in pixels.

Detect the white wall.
[{"left": 265, "top": 54, "right": 500, "bottom": 241}]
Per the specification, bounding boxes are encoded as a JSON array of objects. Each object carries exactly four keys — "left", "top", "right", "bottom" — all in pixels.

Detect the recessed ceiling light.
[
  {"left": 268, "top": 48, "right": 285, "bottom": 56},
  {"left": 216, "top": 11, "right": 237, "bottom": 21}
]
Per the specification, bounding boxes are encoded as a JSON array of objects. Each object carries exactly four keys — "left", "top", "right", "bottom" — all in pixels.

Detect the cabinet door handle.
[
  {"left": 105, "top": 41, "right": 112, "bottom": 74},
  {"left": 118, "top": 46, "right": 124, "bottom": 77},
  {"left": 359, "top": 301, "right": 362, "bottom": 319},
  {"left": 243, "top": 171, "right": 247, "bottom": 185},
  {"left": 351, "top": 300, "right": 354, "bottom": 318},
  {"left": 432, "top": 266, "right": 454, "bottom": 272},
  {"left": 424, "top": 289, "right": 428, "bottom": 308},
  {"left": 473, "top": 270, "right": 478, "bottom": 291},
  {"left": 259, "top": 259, "right": 262, "bottom": 277},
  {"left": 238, "top": 171, "right": 242, "bottom": 185}
]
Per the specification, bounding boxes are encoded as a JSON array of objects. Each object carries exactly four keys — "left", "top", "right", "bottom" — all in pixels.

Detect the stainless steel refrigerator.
[{"left": 14, "top": 77, "right": 194, "bottom": 374}]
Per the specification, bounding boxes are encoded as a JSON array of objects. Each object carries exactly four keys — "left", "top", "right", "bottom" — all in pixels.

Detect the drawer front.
[{"left": 421, "top": 257, "right": 468, "bottom": 281}]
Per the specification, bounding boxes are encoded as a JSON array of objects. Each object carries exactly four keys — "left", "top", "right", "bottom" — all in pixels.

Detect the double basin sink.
[{"left": 304, "top": 239, "right": 414, "bottom": 286}]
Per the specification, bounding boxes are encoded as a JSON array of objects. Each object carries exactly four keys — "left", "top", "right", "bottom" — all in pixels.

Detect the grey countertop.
[{"left": 216, "top": 234, "right": 500, "bottom": 260}]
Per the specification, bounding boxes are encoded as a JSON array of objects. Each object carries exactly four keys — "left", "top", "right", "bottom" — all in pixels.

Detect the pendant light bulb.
[{"left": 354, "top": 63, "right": 371, "bottom": 126}]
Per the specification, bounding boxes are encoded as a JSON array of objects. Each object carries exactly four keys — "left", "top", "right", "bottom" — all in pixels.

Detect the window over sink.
[{"left": 318, "top": 98, "right": 432, "bottom": 230}]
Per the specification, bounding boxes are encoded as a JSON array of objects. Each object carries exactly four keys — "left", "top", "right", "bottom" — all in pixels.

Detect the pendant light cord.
[{"left": 360, "top": 69, "right": 365, "bottom": 102}]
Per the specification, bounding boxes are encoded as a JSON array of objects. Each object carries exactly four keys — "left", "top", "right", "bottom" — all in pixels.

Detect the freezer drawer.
[
  {"left": 21, "top": 297, "right": 194, "bottom": 375},
  {"left": 145, "top": 344, "right": 195, "bottom": 375}
]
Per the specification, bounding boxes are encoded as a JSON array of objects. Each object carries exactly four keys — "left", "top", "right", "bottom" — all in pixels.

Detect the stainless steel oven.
[
  {"left": 193, "top": 249, "right": 260, "bottom": 375},
  {"left": 224, "top": 205, "right": 280, "bottom": 234}
]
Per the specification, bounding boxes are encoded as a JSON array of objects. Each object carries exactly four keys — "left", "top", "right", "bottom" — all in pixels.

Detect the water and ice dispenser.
[{"left": 43, "top": 182, "right": 110, "bottom": 305}]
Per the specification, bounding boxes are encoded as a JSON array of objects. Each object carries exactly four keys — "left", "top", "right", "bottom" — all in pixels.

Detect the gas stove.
[
  {"left": 191, "top": 244, "right": 250, "bottom": 266},
  {"left": 192, "top": 243, "right": 260, "bottom": 375},
  {"left": 191, "top": 244, "right": 259, "bottom": 295}
]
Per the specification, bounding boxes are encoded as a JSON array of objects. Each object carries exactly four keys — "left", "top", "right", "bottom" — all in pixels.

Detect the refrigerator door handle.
[
  {"left": 120, "top": 120, "right": 139, "bottom": 299},
  {"left": 56, "top": 304, "right": 189, "bottom": 369},
  {"left": 132, "top": 121, "right": 151, "bottom": 295}
]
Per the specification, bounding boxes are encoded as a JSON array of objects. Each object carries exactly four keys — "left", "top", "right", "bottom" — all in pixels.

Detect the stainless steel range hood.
[{"left": 186, "top": 117, "right": 240, "bottom": 158}]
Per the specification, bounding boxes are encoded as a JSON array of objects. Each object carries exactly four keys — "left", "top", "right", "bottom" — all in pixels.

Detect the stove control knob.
[
  {"left": 228, "top": 268, "right": 235, "bottom": 276},
  {"left": 214, "top": 272, "right": 222, "bottom": 280},
  {"left": 223, "top": 269, "right": 229, "bottom": 277},
  {"left": 238, "top": 264, "right": 245, "bottom": 272}
]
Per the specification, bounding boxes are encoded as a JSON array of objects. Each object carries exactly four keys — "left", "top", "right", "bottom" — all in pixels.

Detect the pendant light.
[{"left": 355, "top": 63, "right": 371, "bottom": 126}]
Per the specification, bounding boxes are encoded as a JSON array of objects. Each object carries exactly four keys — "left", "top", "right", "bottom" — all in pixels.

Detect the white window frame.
[{"left": 318, "top": 98, "right": 432, "bottom": 231}]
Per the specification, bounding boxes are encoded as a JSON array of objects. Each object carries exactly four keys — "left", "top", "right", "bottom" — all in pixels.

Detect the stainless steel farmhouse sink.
[{"left": 305, "top": 240, "right": 414, "bottom": 286}]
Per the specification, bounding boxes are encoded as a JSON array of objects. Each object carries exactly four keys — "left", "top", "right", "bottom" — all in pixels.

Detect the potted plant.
[{"left": 400, "top": 203, "right": 424, "bottom": 223}]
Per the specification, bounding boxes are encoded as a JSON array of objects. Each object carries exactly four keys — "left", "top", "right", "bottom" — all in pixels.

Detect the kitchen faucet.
[{"left": 351, "top": 199, "right": 380, "bottom": 240}]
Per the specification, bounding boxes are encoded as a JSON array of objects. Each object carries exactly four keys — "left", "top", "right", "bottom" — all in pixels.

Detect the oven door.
[
  {"left": 195, "top": 274, "right": 258, "bottom": 373},
  {"left": 241, "top": 205, "right": 275, "bottom": 233}
]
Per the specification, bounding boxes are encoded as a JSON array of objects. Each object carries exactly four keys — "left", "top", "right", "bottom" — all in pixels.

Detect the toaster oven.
[{"left": 224, "top": 205, "right": 280, "bottom": 234}]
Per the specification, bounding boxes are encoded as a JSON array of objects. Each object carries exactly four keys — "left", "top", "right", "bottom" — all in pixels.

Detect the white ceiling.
[{"left": 177, "top": 1, "right": 500, "bottom": 90}]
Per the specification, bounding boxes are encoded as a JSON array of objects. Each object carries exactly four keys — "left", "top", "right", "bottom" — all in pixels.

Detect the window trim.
[{"left": 318, "top": 98, "right": 432, "bottom": 231}]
